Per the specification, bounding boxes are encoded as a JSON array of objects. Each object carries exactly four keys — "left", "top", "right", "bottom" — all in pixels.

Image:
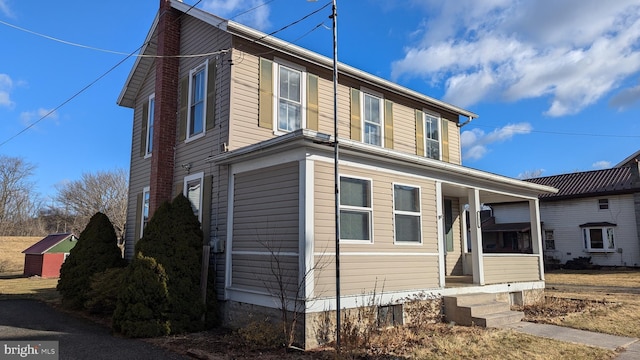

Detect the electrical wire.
[
  {"left": 0, "top": 0, "right": 206, "bottom": 148},
  {"left": 468, "top": 123, "right": 640, "bottom": 138}
]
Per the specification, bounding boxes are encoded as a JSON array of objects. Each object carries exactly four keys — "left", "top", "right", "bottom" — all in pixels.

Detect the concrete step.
[
  {"left": 459, "top": 301, "right": 511, "bottom": 318},
  {"left": 472, "top": 310, "right": 525, "bottom": 328},
  {"left": 446, "top": 292, "right": 497, "bottom": 306}
]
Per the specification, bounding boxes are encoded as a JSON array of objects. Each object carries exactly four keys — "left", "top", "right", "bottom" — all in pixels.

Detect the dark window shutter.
[
  {"left": 415, "top": 110, "right": 424, "bottom": 156},
  {"left": 258, "top": 58, "right": 274, "bottom": 129},
  {"left": 178, "top": 77, "right": 189, "bottom": 141},
  {"left": 307, "top": 73, "right": 319, "bottom": 131},
  {"left": 140, "top": 101, "right": 149, "bottom": 157},
  {"left": 350, "top": 88, "right": 361, "bottom": 141},
  {"left": 201, "top": 175, "right": 213, "bottom": 240},
  {"left": 442, "top": 119, "right": 450, "bottom": 162},
  {"left": 206, "top": 60, "right": 216, "bottom": 131},
  {"left": 384, "top": 100, "right": 394, "bottom": 149},
  {"left": 134, "top": 193, "right": 142, "bottom": 240}
]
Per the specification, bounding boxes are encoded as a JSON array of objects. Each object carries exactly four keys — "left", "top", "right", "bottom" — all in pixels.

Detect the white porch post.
[
  {"left": 436, "top": 182, "right": 445, "bottom": 287},
  {"left": 529, "top": 198, "right": 545, "bottom": 281},
  {"left": 468, "top": 188, "right": 485, "bottom": 285}
]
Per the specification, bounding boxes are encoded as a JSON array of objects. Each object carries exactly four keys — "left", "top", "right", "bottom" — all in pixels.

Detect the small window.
[
  {"left": 188, "top": 62, "right": 207, "bottom": 139},
  {"left": 184, "top": 173, "right": 204, "bottom": 222},
  {"left": 393, "top": 184, "right": 422, "bottom": 243},
  {"left": 340, "top": 177, "right": 372, "bottom": 242},
  {"left": 582, "top": 227, "right": 615, "bottom": 252},
  {"left": 140, "top": 187, "right": 150, "bottom": 237},
  {"left": 424, "top": 112, "right": 440, "bottom": 160},
  {"left": 145, "top": 94, "right": 155, "bottom": 157},
  {"left": 362, "top": 92, "right": 383, "bottom": 146},
  {"left": 277, "top": 65, "right": 303, "bottom": 132},
  {"left": 598, "top": 199, "right": 609, "bottom": 210},
  {"left": 544, "top": 230, "right": 555, "bottom": 250}
]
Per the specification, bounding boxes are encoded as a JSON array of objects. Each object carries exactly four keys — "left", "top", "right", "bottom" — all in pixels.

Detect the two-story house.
[{"left": 118, "top": 0, "right": 556, "bottom": 347}]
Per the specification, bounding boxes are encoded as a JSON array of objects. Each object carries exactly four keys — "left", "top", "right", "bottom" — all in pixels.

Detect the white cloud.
[
  {"left": 461, "top": 122, "right": 532, "bottom": 161},
  {"left": 202, "top": 0, "right": 270, "bottom": 31},
  {"left": 0, "top": 0, "right": 13, "bottom": 17},
  {"left": 592, "top": 161, "right": 611, "bottom": 169},
  {"left": 392, "top": 0, "right": 640, "bottom": 116},
  {"left": 0, "top": 73, "right": 15, "bottom": 108},
  {"left": 609, "top": 84, "right": 640, "bottom": 110},
  {"left": 20, "top": 108, "right": 59, "bottom": 127}
]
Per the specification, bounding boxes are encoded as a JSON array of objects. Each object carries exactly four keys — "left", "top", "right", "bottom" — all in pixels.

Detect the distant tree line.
[{"left": 0, "top": 155, "right": 128, "bottom": 240}]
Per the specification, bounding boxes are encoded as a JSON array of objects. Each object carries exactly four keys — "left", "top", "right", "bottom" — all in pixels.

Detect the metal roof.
[
  {"left": 524, "top": 167, "right": 640, "bottom": 201},
  {"left": 22, "top": 233, "right": 75, "bottom": 255}
]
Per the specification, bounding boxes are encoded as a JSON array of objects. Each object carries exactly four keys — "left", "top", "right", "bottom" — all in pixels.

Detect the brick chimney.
[{"left": 150, "top": 0, "right": 181, "bottom": 216}]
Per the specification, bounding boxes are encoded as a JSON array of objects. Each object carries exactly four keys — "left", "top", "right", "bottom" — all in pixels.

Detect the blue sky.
[{"left": 1, "top": 0, "right": 640, "bottom": 202}]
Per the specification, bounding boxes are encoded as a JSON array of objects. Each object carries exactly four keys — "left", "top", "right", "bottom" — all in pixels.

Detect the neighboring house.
[
  {"left": 22, "top": 233, "right": 77, "bottom": 278},
  {"left": 118, "top": 0, "right": 556, "bottom": 347},
  {"left": 489, "top": 156, "right": 640, "bottom": 268}
]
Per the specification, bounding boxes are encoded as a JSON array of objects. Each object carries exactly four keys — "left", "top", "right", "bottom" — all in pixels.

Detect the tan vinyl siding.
[
  {"left": 314, "top": 255, "right": 440, "bottom": 297},
  {"left": 232, "top": 254, "right": 299, "bottom": 296},
  {"left": 124, "top": 61, "right": 156, "bottom": 260},
  {"left": 483, "top": 255, "right": 541, "bottom": 284},
  {"left": 231, "top": 162, "right": 300, "bottom": 294},
  {"left": 313, "top": 160, "right": 441, "bottom": 296}
]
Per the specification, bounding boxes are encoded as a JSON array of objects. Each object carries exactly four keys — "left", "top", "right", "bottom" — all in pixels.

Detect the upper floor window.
[
  {"left": 598, "top": 199, "right": 609, "bottom": 210},
  {"left": 277, "top": 64, "right": 303, "bottom": 132},
  {"left": 424, "top": 112, "right": 440, "bottom": 160},
  {"left": 581, "top": 223, "right": 616, "bottom": 252},
  {"left": 184, "top": 172, "right": 204, "bottom": 222},
  {"left": 544, "top": 230, "right": 555, "bottom": 250},
  {"left": 188, "top": 62, "right": 207, "bottom": 139},
  {"left": 393, "top": 184, "right": 422, "bottom": 243},
  {"left": 362, "top": 92, "right": 383, "bottom": 146},
  {"left": 340, "top": 176, "right": 373, "bottom": 242},
  {"left": 145, "top": 94, "right": 155, "bottom": 157}
]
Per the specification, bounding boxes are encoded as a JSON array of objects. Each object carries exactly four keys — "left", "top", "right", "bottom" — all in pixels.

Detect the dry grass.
[
  {"left": 0, "top": 236, "right": 42, "bottom": 275},
  {"left": 546, "top": 269, "right": 640, "bottom": 288},
  {"left": 0, "top": 276, "right": 60, "bottom": 303}
]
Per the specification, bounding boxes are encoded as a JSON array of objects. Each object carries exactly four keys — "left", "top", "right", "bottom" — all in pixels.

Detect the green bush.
[
  {"left": 85, "top": 267, "right": 127, "bottom": 315},
  {"left": 131, "top": 194, "right": 205, "bottom": 334},
  {"left": 112, "top": 252, "right": 170, "bottom": 338},
  {"left": 57, "top": 212, "right": 126, "bottom": 309}
]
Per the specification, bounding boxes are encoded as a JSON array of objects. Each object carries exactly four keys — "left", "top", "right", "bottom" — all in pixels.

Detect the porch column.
[
  {"left": 529, "top": 198, "right": 545, "bottom": 281},
  {"left": 468, "top": 188, "right": 485, "bottom": 285},
  {"left": 436, "top": 182, "right": 445, "bottom": 287}
]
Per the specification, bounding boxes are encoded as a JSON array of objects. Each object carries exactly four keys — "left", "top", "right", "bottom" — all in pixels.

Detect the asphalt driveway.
[{"left": 0, "top": 299, "right": 189, "bottom": 360}]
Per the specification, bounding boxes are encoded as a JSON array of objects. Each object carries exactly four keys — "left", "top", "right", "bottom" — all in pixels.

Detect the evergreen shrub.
[{"left": 57, "top": 212, "right": 126, "bottom": 309}]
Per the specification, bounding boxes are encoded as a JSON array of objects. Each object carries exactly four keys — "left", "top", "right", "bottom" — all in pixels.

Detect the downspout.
[{"left": 457, "top": 116, "right": 474, "bottom": 128}]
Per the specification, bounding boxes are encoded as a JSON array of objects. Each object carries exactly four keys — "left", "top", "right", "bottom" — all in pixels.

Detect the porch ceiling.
[{"left": 441, "top": 183, "right": 531, "bottom": 204}]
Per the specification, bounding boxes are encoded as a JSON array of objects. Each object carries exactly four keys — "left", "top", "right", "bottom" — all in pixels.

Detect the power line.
[
  {"left": 0, "top": 0, "right": 206, "bottom": 148},
  {"left": 470, "top": 123, "right": 640, "bottom": 139}
]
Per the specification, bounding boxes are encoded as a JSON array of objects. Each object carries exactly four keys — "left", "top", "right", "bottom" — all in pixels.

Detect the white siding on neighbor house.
[
  {"left": 230, "top": 161, "right": 300, "bottom": 297},
  {"left": 491, "top": 202, "right": 531, "bottom": 223},
  {"left": 540, "top": 195, "right": 640, "bottom": 267}
]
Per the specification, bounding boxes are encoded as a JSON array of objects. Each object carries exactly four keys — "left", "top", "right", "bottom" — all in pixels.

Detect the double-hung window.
[
  {"left": 340, "top": 176, "right": 373, "bottom": 242},
  {"left": 140, "top": 186, "right": 150, "bottom": 237},
  {"left": 363, "top": 92, "right": 383, "bottom": 146},
  {"left": 393, "top": 184, "right": 421, "bottom": 243},
  {"left": 184, "top": 173, "right": 204, "bottom": 222},
  {"left": 598, "top": 199, "right": 609, "bottom": 210},
  {"left": 145, "top": 94, "right": 155, "bottom": 157},
  {"left": 277, "top": 64, "right": 303, "bottom": 132},
  {"left": 188, "top": 62, "right": 207, "bottom": 139},
  {"left": 581, "top": 224, "right": 615, "bottom": 252},
  {"left": 424, "top": 112, "right": 440, "bottom": 160}
]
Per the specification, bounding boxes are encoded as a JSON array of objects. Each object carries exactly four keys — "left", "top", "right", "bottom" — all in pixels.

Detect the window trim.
[
  {"left": 582, "top": 226, "right": 616, "bottom": 252},
  {"left": 184, "top": 172, "right": 204, "bottom": 223},
  {"left": 144, "top": 94, "right": 155, "bottom": 158},
  {"left": 186, "top": 61, "right": 208, "bottom": 142},
  {"left": 392, "top": 183, "right": 423, "bottom": 245},
  {"left": 272, "top": 58, "right": 307, "bottom": 135},
  {"left": 361, "top": 89, "right": 384, "bottom": 147},
  {"left": 339, "top": 175, "right": 374, "bottom": 244},
  {"left": 544, "top": 229, "right": 555, "bottom": 250},
  {"left": 140, "top": 186, "right": 150, "bottom": 237},
  {"left": 423, "top": 110, "right": 442, "bottom": 160},
  {"left": 598, "top": 198, "right": 609, "bottom": 210}
]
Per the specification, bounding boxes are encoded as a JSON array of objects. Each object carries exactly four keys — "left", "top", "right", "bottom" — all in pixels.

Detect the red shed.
[{"left": 22, "top": 233, "right": 78, "bottom": 278}]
